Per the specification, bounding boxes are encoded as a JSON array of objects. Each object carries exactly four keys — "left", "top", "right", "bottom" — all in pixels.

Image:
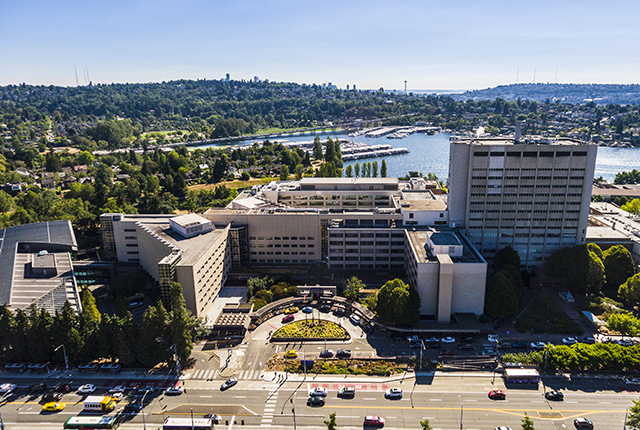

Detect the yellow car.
[
  {"left": 284, "top": 350, "right": 298, "bottom": 359},
  {"left": 42, "top": 402, "right": 65, "bottom": 412},
  {"left": 284, "top": 307, "right": 299, "bottom": 315}
]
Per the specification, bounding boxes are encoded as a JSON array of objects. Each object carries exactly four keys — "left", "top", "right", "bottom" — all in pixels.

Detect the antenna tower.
[
  {"left": 74, "top": 65, "right": 79, "bottom": 86},
  {"left": 404, "top": 80, "right": 407, "bottom": 94}
]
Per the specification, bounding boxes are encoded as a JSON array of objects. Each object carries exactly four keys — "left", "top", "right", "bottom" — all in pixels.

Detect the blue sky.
[{"left": 2, "top": 0, "right": 640, "bottom": 90}]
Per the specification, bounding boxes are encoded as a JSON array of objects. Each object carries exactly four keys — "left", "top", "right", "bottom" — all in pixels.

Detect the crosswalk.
[
  {"left": 261, "top": 384, "right": 279, "bottom": 427},
  {"left": 189, "top": 369, "right": 219, "bottom": 380},
  {"left": 188, "top": 368, "right": 263, "bottom": 380}
]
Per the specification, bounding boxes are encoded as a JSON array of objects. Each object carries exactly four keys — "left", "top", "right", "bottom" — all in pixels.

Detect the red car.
[
  {"left": 488, "top": 389, "right": 506, "bottom": 400},
  {"left": 282, "top": 315, "right": 294, "bottom": 323},
  {"left": 364, "top": 416, "right": 385, "bottom": 427}
]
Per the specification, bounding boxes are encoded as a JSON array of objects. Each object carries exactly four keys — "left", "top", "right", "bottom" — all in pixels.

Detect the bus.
[
  {"left": 503, "top": 368, "right": 540, "bottom": 384},
  {"left": 163, "top": 417, "right": 214, "bottom": 430},
  {"left": 64, "top": 416, "right": 117, "bottom": 429}
]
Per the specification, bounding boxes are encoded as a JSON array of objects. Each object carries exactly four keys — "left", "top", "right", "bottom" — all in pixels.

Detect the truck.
[{"left": 83, "top": 395, "right": 116, "bottom": 412}]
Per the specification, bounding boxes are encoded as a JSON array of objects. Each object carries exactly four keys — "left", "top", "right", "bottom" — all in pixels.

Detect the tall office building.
[{"left": 448, "top": 137, "right": 597, "bottom": 267}]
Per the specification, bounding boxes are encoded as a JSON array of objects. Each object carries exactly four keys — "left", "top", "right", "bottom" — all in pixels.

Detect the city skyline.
[{"left": 2, "top": 0, "right": 640, "bottom": 90}]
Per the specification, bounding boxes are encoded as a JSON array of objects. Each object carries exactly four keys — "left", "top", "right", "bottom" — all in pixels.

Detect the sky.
[{"left": 2, "top": 0, "right": 640, "bottom": 91}]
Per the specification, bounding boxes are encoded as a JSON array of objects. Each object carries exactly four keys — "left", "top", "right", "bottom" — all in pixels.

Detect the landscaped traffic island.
[{"left": 272, "top": 320, "right": 350, "bottom": 340}]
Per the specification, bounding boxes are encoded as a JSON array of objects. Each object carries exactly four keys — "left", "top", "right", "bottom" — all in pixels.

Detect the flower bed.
[{"left": 272, "top": 320, "right": 349, "bottom": 340}]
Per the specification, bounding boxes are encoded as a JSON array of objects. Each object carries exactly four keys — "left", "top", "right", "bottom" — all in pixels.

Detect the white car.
[
  {"left": 109, "top": 385, "right": 126, "bottom": 393},
  {"left": 441, "top": 337, "right": 456, "bottom": 344},
  {"left": 110, "top": 392, "right": 124, "bottom": 402},
  {"left": 530, "top": 341, "right": 546, "bottom": 350},
  {"left": 349, "top": 315, "right": 361, "bottom": 325},
  {"left": 0, "top": 383, "right": 17, "bottom": 394},
  {"left": 623, "top": 377, "right": 640, "bottom": 385},
  {"left": 77, "top": 384, "right": 96, "bottom": 394},
  {"left": 165, "top": 385, "right": 184, "bottom": 395},
  {"left": 618, "top": 339, "right": 634, "bottom": 347},
  {"left": 488, "top": 334, "right": 499, "bottom": 343},
  {"left": 309, "top": 387, "right": 328, "bottom": 397},
  {"left": 385, "top": 387, "right": 403, "bottom": 399},
  {"left": 562, "top": 337, "right": 578, "bottom": 345}
]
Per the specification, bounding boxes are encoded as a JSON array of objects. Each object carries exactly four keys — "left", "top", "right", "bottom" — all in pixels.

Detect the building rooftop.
[
  {"left": 451, "top": 137, "right": 585, "bottom": 146},
  {"left": 430, "top": 232, "right": 462, "bottom": 246},
  {"left": 394, "top": 191, "right": 447, "bottom": 211},
  {"left": 406, "top": 228, "right": 485, "bottom": 264},
  {"left": 170, "top": 213, "right": 212, "bottom": 229}
]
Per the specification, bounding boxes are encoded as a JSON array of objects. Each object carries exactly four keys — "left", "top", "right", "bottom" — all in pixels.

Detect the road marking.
[
  {"left": 429, "top": 399, "right": 442, "bottom": 401},
  {"left": 200, "top": 395, "right": 213, "bottom": 398},
  {"left": 599, "top": 401, "right": 613, "bottom": 404},
  {"left": 364, "top": 397, "right": 377, "bottom": 400},
  {"left": 233, "top": 396, "right": 246, "bottom": 399}
]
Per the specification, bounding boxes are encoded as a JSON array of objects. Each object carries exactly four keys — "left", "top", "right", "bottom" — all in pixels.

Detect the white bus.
[
  {"left": 163, "top": 417, "right": 214, "bottom": 430},
  {"left": 503, "top": 368, "right": 540, "bottom": 384}
]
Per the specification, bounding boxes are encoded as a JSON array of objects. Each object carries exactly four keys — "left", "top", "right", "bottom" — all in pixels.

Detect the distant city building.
[
  {"left": 346, "top": 85, "right": 349, "bottom": 90},
  {"left": 254, "top": 76, "right": 259, "bottom": 82},
  {"left": 225, "top": 73, "right": 230, "bottom": 82},
  {"left": 448, "top": 136, "right": 597, "bottom": 267}
]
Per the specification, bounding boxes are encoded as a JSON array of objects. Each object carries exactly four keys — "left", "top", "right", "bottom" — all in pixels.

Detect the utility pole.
[
  {"left": 460, "top": 403, "right": 463, "bottom": 430},
  {"left": 291, "top": 392, "right": 297, "bottom": 430},
  {"left": 141, "top": 390, "right": 149, "bottom": 430},
  {"left": 55, "top": 345, "right": 68, "bottom": 372}
]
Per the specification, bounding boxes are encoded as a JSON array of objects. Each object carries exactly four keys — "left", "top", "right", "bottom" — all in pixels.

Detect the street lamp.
[
  {"left": 291, "top": 392, "right": 297, "bottom": 430},
  {"left": 55, "top": 345, "right": 68, "bottom": 372},
  {"left": 141, "top": 389, "right": 149, "bottom": 430}
]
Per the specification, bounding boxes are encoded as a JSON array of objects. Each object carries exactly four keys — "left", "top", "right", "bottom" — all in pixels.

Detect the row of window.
[
  {"left": 249, "top": 236, "right": 314, "bottom": 241},
  {"left": 251, "top": 251, "right": 315, "bottom": 256}
]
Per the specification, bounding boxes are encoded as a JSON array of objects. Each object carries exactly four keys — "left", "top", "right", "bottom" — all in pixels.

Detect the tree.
[
  {"left": 345, "top": 164, "right": 353, "bottom": 178},
  {"left": 603, "top": 245, "right": 636, "bottom": 295},
  {"left": 372, "top": 161, "right": 378, "bottom": 177},
  {"left": 521, "top": 414, "right": 535, "bottom": 430},
  {"left": 77, "top": 150, "right": 94, "bottom": 166},
  {"left": 484, "top": 271, "right": 519, "bottom": 318},
  {"left": 313, "top": 136, "right": 323, "bottom": 160},
  {"left": 324, "top": 412, "right": 337, "bottom": 430},
  {"left": 381, "top": 159, "right": 387, "bottom": 177},
  {"left": 295, "top": 164, "right": 304, "bottom": 181},
  {"left": 493, "top": 245, "right": 521, "bottom": 270},
  {"left": 587, "top": 243, "right": 604, "bottom": 261},
  {"left": 0, "top": 190, "right": 14, "bottom": 213},
  {"left": 545, "top": 245, "right": 606, "bottom": 295},
  {"left": 627, "top": 397, "right": 640, "bottom": 429},
  {"left": 168, "top": 282, "right": 195, "bottom": 369},
  {"left": 420, "top": 419, "right": 433, "bottom": 430},
  {"left": 279, "top": 165, "right": 290, "bottom": 181},
  {"left": 606, "top": 312, "right": 640, "bottom": 336},
  {"left": 375, "top": 279, "right": 420, "bottom": 324},
  {"left": 619, "top": 273, "right": 640, "bottom": 308},
  {"left": 344, "top": 276, "right": 365, "bottom": 302},
  {"left": 354, "top": 162, "right": 361, "bottom": 177}
]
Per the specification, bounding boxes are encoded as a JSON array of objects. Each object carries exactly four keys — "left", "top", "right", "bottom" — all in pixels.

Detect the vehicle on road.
[
  {"left": 165, "top": 385, "right": 184, "bottom": 395},
  {"left": 481, "top": 349, "right": 497, "bottom": 356},
  {"left": 441, "top": 336, "right": 456, "bottom": 344},
  {"left": 623, "top": 377, "right": 640, "bottom": 385},
  {"left": 123, "top": 402, "right": 142, "bottom": 413},
  {"left": 319, "top": 304, "right": 331, "bottom": 312},
  {"left": 618, "top": 339, "right": 634, "bottom": 346},
  {"left": 64, "top": 416, "right": 117, "bottom": 429},
  {"left": 54, "top": 383, "right": 72, "bottom": 393},
  {"left": 136, "top": 384, "right": 155, "bottom": 394},
  {"left": 29, "top": 383, "right": 47, "bottom": 392},
  {"left": 349, "top": 314, "right": 361, "bottom": 325},
  {"left": 0, "top": 383, "right": 17, "bottom": 394},
  {"left": 319, "top": 349, "right": 334, "bottom": 358},
  {"left": 336, "top": 349, "right": 352, "bottom": 358},
  {"left": 163, "top": 417, "right": 215, "bottom": 430},
  {"left": 384, "top": 387, "right": 402, "bottom": 399},
  {"left": 364, "top": 415, "right": 385, "bottom": 427},
  {"left": 503, "top": 368, "right": 540, "bottom": 384},
  {"left": 511, "top": 341, "right": 528, "bottom": 349},
  {"left": 220, "top": 377, "right": 238, "bottom": 391},
  {"left": 310, "top": 387, "right": 328, "bottom": 397},
  {"left": 338, "top": 387, "right": 355, "bottom": 398},
  {"left": 284, "top": 307, "right": 299, "bottom": 314},
  {"left": 495, "top": 427, "right": 512, "bottom": 430},
  {"left": 78, "top": 384, "right": 96, "bottom": 394},
  {"left": 307, "top": 395, "right": 325, "bottom": 406},
  {"left": 282, "top": 314, "right": 295, "bottom": 323},
  {"left": 530, "top": 341, "right": 546, "bottom": 350},
  {"left": 488, "top": 334, "right": 499, "bottom": 343},
  {"left": 42, "top": 401, "right": 65, "bottom": 412},
  {"left": 545, "top": 390, "right": 564, "bottom": 401},
  {"left": 110, "top": 392, "right": 124, "bottom": 402},
  {"left": 562, "top": 337, "right": 578, "bottom": 345},
  {"left": 128, "top": 300, "right": 144, "bottom": 309},
  {"left": 488, "top": 389, "right": 506, "bottom": 400},
  {"left": 205, "top": 413, "right": 222, "bottom": 424},
  {"left": 284, "top": 350, "right": 298, "bottom": 359},
  {"left": 334, "top": 308, "right": 345, "bottom": 317},
  {"left": 109, "top": 385, "right": 126, "bottom": 393},
  {"left": 41, "top": 391, "right": 63, "bottom": 403},
  {"left": 302, "top": 306, "right": 313, "bottom": 313},
  {"left": 573, "top": 417, "right": 594, "bottom": 429},
  {"left": 84, "top": 396, "right": 116, "bottom": 412}
]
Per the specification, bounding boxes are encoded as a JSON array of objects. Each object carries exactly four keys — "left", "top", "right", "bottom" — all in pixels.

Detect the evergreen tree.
[
  {"left": 345, "top": 164, "right": 353, "bottom": 177},
  {"left": 169, "top": 282, "right": 195, "bottom": 369},
  {"left": 354, "top": 162, "right": 361, "bottom": 177},
  {"left": 372, "top": 161, "right": 378, "bottom": 177},
  {"left": 381, "top": 159, "right": 387, "bottom": 177},
  {"left": 312, "top": 136, "right": 323, "bottom": 160}
]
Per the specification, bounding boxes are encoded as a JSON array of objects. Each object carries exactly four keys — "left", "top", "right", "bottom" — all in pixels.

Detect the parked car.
[
  {"left": 42, "top": 401, "right": 65, "bottom": 412},
  {"left": 511, "top": 341, "right": 528, "bottom": 349},
  {"left": 220, "top": 377, "right": 238, "bottom": 391},
  {"left": 319, "top": 304, "right": 331, "bottom": 313},
  {"left": 364, "top": 415, "right": 385, "bottom": 427},
  {"left": 307, "top": 395, "right": 325, "bottom": 406},
  {"left": 441, "top": 336, "right": 456, "bottom": 344},
  {"left": 530, "top": 341, "right": 546, "bottom": 350},
  {"left": 77, "top": 384, "right": 96, "bottom": 394},
  {"left": 545, "top": 390, "right": 564, "bottom": 401},
  {"left": 302, "top": 306, "right": 313, "bottom": 313},
  {"left": 319, "top": 350, "right": 334, "bottom": 358},
  {"left": 488, "top": 334, "right": 499, "bottom": 343},
  {"left": 488, "top": 389, "right": 506, "bottom": 400},
  {"left": 461, "top": 336, "right": 475, "bottom": 343},
  {"left": 284, "top": 350, "right": 298, "bottom": 359},
  {"left": 310, "top": 387, "right": 328, "bottom": 397},
  {"left": 458, "top": 343, "right": 474, "bottom": 350},
  {"left": 494, "top": 427, "right": 512, "bottom": 430},
  {"left": 623, "top": 377, "right": 640, "bottom": 385},
  {"left": 128, "top": 300, "right": 144, "bottom": 309},
  {"left": 573, "top": 417, "right": 594, "bottom": 429},
  {"left": 349, "top": 314, "right": 361, "bottom": 325},
  {"left": 384, "top": 388, "right": 402, "bottom": 399},
  {"left": 481, "top": 349, "right": 497, "bottom": 357},
  {"left": 284, "top": 307, "right": 299, "bottom": 315},
  {"left": 123, "top": 402, "right": 142, "bottom": 413},
  {"left": 336, "top": 349, "right": 352, "bottom": 358},
  {"left": 562, "top": 337, "right": 578, "bottom": 345},
  {"left": 0, "top": 383, "right": 17, "bottom": 394},
  {"left": 282, "top": 315, "right": 295, "bottom": 323},
  {"left": 334, "top": 308, "right": 345, "bottom": 317},
  {"left": 338, "top": 387, "right": 355, "bottom": 398},
  {"left": 618, "top": 339, "right": 634, "bottom": 347}
]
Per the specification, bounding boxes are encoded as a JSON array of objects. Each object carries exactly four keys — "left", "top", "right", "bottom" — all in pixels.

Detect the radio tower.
[{"left": 404, "top": 80, "right": 407, "bottom": 94}]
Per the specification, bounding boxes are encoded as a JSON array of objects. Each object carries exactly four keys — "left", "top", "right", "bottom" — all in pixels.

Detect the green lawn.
[{"left": 514, "top": 295, "right": 584, "bottom": 335}]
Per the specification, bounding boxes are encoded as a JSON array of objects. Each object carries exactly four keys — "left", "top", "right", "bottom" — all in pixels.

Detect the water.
[{"left": 197, "top": 132, "right": 640, "bottom": 183}]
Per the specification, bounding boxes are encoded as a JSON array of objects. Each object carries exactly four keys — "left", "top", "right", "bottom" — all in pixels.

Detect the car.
[
  {"left": 220, "top": 377, "right": 238, "bottom": 391},
  {"left": 545, "top": 390, "right": 564, "bottom": 401},
  {"left": 498, "top": 341, "right": 512, "bottom": 349},
  {"left": 334, "top": 308, "right": 345, "bottom": 317},
  {"left": 425, "top": 341, "right": 440, "bottom": 349},
  {"left": 364, "top": 415, "right": 385, "bottom": 427},
  {"left": 77, "top": 384, "right": 96, "bottom": 394},
  {"left": 109, "top": 385, "right": 126, "bottom": 393},
  {"left": 624, "top": 377, "right": 640, "bottom": 385},
  {"left": 54, "top": 383, "right": 72, "bottom": 393},
  {"left": 284, "top": 307, "right": 299, "bottom": 314},
  {"left": 319, "top": 350, "right": 334, "bottom": 358},
  {"left": 439, "top": 348, "right": 453, "bottom": 356},
  {"left": 349, "top": 314, "right": 361, "bottom": 325},
  {"left": 581, "top": 336, "right": 596, "bottom": 344},
  {"left": 511, "top": 341, "right": 528, "bottom": 349},
  {"left": 29, "top": 383, "right": 47, "bottom": 392},
  {"left": 488, "top": 389, "right": 506, "bottom": 400},
  {"left": 573, "top": 417, "right": 594, "bottom": 429},
  {"left": 110, "top": 392, "right": 124, "bottom": 402},
  {"left": 336, "top": 349, "right": 352, "bottom": 358},
  {"left": 530, "top": 341, "right": 546, "bottom": 350},
  {"left": 42, "top": 401, "right": 65, "bottom": 412},
  {"left": 441, "top": 336, "right": 456, "bottom": 344},
  {"left": 128, "top": 300, "right": 144, "bottom": 309},
  {"left": 384, "top": 387, "right": 403, "bottom": 399},
  {"left": 136, "top": 384, "right": 155, "bottom": 394},
  {"left": 363, "top": 323, "right": 374, "bottom": 333},
  {"left": 319, "top": 304, "right": 331, "bottom": 313},
  {"left": 408, "top": 335, "right": 421, "bottom": 343},
  {"left": 618, "top": 339, "right": 634, "bottom": 346},
  {"left": 0, "top": 383, "right": 17, "bottom": 394},
  {"left": 310, "top": 387, "right": 328, "bottom": 397},
  {"left": 165, "top": 385, "right": 184, "bottom": 395},
  {"left": 495, "top": 428, "right": 513, "bottom": 430},
  {"left": 562, "top": 337, "right": 578, "bottom": 345},
  {"left": 338, "top": 386, "right": 355, "bottom": 398},
  {"left": 488, "top": 334, "right": 499, "bottom": 343},
  {"left": 459, "top": 343, "right": 474, "bottom": 350},
  {"left": 205, "top": 414, "right": 222, "bottom": 424},
  {"left": 123, "top": 402, "right": 142, "bottom": 413},
  {"left": 482, "top": 349, "right": 497, "bottom": 356},
  {"left": 41, "top": 391, "right": 63, "bottom": 403},
  {"left": 307, "top": 395, "right": 325, "bottom": 406},
  {"left": 302, "top": 306, "right": 313, "bottom": 313},
  {"left": 282, "top": 314, "right": 295, "bottom": 323},
  {"left": 461, "top": 336, "right": 475, "bottom": 343},
  {"left": 284, "top": 350, "right": 298, "bottom": 359},
  {"left": 424, "top": 337, "right": 439, "bottom": 343}
]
